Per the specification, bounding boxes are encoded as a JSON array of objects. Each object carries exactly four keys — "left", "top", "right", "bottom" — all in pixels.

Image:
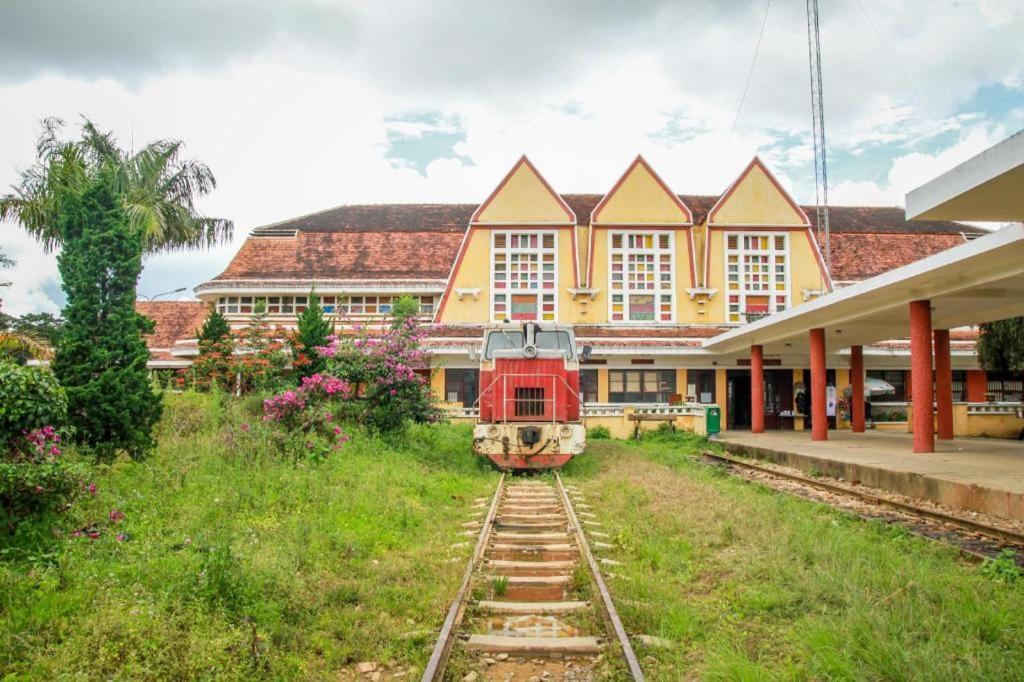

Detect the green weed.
[{"left": 0, "top": 391, "right": 497, "bottom": 679}]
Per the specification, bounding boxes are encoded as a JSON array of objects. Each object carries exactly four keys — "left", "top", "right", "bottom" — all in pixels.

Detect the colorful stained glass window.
[
  {"left": 609, "top": 231, "right": 674, "bottom": 322},
  {"left": 724, "top": 232, "right": 789, "bottom": 322},
  {"left": 492, "top": 231, "right": 557, "bottom": 322}
]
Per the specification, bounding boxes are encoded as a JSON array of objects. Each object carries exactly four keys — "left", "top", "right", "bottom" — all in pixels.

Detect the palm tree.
[
  {"left": 0, "top": 118, "right": 232, "bottom": 253},
  {"left": 0, "top": 329, "right": 52, "bottom": 364}
]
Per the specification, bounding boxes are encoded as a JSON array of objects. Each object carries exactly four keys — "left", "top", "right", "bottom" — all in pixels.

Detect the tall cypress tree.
[
  {"left": 294, "top": 289, "right": 333, "bottom": 378},
  {"left": 53, "top": 169, "right": 162, "bottom": 461}
]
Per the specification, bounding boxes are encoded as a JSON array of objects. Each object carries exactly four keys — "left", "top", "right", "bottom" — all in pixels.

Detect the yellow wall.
[
  {"left": 835, "top": 369, "right": 850, "bottom": 429},
  {"left": 473, "top": 159, "right": 572, "bottom": 224},
  {"left": 430, "top": 368, "right": 445, "bottom": 401},
  {"left": 439, "top": 228, "right": 492, "bottom": 323},
  {"left": 597, "top": 368, "right": 610, "bottom": 402},
  {"left": 442, "top": 155, "right": 827, "bottom": 328},
  {"left": 716, "top": 369, "right": 728, "bottom": 429},
  {"left": 593, "top": 159, "right": 690, "bottom": 224},
  {"left": 710, "top": 161, "right": 806, "bottom": 226}
]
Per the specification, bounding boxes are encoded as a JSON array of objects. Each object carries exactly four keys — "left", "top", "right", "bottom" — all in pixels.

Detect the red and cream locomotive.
[{"left": 472, "top": 322, "right": 588, "bottom": 470}]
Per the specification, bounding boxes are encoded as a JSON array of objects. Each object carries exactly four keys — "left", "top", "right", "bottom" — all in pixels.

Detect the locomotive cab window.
[
  {"left": 483, "top": 331, "right": 525, "bottom": 359},
  {"left": 535, "top": 330, "right": 574, "bottom": 358}
]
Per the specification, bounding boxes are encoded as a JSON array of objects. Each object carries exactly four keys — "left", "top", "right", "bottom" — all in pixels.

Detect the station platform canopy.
[{"left": 906, "top": 129, "right": 1024, "bottom": 222}]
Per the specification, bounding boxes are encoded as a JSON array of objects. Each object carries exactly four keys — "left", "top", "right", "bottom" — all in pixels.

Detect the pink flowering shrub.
[
  {"left": 1, "top": 425, "right": 84, "bottom": 526},
  {"left": 0, "top": 361, "right": 83, "bottom": 526},
  {"left": 314, "top": 318, "right": 442, "bottom": 433},
  {"left": 258, "top": 373, "right": 353, "bottom": 462},
  {"left": 262, "top": 390, "right": 307, "bottom": 428}
]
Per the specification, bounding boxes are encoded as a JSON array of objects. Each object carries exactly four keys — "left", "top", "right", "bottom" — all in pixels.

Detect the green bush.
[
  {"left": 0, "top": 361, "right": 68, "bottom": 451},
  {"left": 0, "top": 361, "right": 81, "bottom": 526},
  {"left": 588, "top": 425, "right": 611, "bottom": 440}
]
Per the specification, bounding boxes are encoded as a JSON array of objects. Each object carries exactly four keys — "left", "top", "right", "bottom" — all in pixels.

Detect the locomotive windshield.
[
  {"left": 535, "top": 330, "right": 573, "bottom": 357},
  {"left": 483, "top": 328, "right": 574, "bottom": 360},
  {"left": 484, "top": 330, "right": 524, "bottom": 358}
]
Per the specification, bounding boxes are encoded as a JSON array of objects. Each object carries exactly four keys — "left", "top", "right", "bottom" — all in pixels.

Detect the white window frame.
[
  {"left": 607, "top": 230, "right": 676, "bottom": 324},
  {"left": 490, "top": 230, "right": 559, "bottom": 323},
  {"left": 723, "top": 231, "right": 791, "bottom": 323}
]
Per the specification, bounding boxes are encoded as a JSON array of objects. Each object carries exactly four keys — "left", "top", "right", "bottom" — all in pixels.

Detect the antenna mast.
[{"left": 806, "top": 0, "right": 831, "bottom": 281}]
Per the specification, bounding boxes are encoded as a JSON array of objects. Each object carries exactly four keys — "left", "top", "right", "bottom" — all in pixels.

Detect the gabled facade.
[
  {"left": 586, "top": 156, "right": 697, "bottom": 325},
  {"left": 142, "top": 154, "right": 1006, "bottom": 432},
  {"left": 437, "top": 156, "right": 581, "bottom": 325},
  {"left": 701, "top": 157, "right": 830, "bottom": 324}
]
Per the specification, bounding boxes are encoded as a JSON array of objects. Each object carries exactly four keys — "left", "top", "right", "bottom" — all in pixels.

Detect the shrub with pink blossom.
[
  {"left": 0, "top": 361, "right": 83, "bottom": 526},
  {"left": 258, "top": 373, "right": 353, "bottom": 462},
  {"left": 315, "top": 318, "right": 442, "bottom": 433}
]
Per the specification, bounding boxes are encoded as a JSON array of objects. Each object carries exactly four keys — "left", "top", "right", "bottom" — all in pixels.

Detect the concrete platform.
[{"left": 716, "top": 430, "right": 1024, "bottom": 522}]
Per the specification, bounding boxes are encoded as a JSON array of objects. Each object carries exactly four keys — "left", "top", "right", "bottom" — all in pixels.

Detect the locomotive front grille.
[{"left": 514, "top": 387, "right": 546, "bottom": 417}]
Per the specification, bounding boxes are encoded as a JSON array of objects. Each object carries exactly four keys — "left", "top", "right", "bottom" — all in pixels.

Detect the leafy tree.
[
  {"left": 235, "top": 302, "right": 289, "bottom": 393},
  {"left": 978, "top": 318, "right": 1024, "bottom": 373},
  {"left": 0, "top": 304, "right": 53, "bottom": 365},
  {"left": 11, "top": 312, "right": 65, "bottom": 348},
  {"left": 0, "top": 117, "right": 232, "bottom": 254},
  {"left": 52, "top": 169, "right": 162, "bottom": 461},
  {"left": 390, "top": 294, "right": 421, "bottom": 327},
  {"left": 197, "top": 308, "right": 231, "bottom": 347},
  {"left": 293, "top": 289, "right": 333, "bottom": 378},
  {"left": 317, "top": 317, "right": 441, "bottom": 433},
  {"left": 184, "top": 309, "right": 235, "bottom": 392}
]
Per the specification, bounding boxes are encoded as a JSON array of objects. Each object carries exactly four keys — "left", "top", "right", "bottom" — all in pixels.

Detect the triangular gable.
[
  {"left": 707, "top": 157, "right": 810, "bottom": 226},
  {"left": 471, "top": 156, "right": 575, "bottom": 224},
  {"left": 591, "top": 155, "right": 693, "bottom": 225}
]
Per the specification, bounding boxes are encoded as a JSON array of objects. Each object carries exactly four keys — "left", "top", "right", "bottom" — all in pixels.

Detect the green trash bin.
[{"left": 705, "top": 405, "right": 721, "bottom": 435}]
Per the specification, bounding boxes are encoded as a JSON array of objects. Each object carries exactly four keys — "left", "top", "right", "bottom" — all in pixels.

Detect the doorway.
[
  {"left": 727, "top": 369, "right": 751, "bottom": 429},
  {"left": 764, "top": 369, "right": 794, "bottom": 430}
]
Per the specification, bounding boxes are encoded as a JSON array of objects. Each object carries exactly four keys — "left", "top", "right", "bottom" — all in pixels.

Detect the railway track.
[
  {"left": 702, "top": 450, "right": 1024, "bottom": 566},
  {"left": 423, "top": 473, "right": 643, "bottom": 681}
]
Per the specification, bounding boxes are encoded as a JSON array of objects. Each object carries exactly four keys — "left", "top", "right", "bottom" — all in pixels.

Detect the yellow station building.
[{"left": 142, "top": 155, "right": 1022, "bottom": 435}]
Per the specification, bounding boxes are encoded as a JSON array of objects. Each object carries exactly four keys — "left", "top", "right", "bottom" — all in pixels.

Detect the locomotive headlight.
[
  {"left": 487, "top": 425, "right": 500, "bottom": 438},
  {"left": 559, "top": 425, "right": 573, "bottom": 439}
]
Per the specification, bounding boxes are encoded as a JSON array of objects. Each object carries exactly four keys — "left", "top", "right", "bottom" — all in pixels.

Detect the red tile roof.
[
  {"left": 215, "top": 231, "right": 463, "bottom": 281},
  {"left": 829, "top": 232, "right": 968, "bottom": 281},
  {"left": 215, "top": 197, "right": 985, "bottom": 284},
  {"left": 136, "top": 301, "right": 210, "bottom": 357}
]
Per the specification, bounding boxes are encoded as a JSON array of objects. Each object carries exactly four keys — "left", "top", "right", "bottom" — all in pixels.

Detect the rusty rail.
[{"left": 702, "top": 450, "right": 1024, "bottom": 552}]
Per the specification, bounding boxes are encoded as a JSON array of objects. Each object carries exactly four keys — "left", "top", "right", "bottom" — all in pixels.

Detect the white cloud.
[{"left": 1, "top": 1, "right": 1021, "bottom": 314}]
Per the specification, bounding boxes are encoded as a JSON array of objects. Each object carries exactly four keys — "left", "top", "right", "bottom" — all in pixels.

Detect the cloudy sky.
[{"left": 1, "top": 0, "right": 1022, "bottom": 315}]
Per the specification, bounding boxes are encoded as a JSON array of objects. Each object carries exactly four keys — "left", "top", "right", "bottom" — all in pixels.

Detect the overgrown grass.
[
  {"left": 563, "top": 434, "right": 1024, "bottom": 681},
  {"left": 0, "top": 391, "right": 497, "bottom": 679}
]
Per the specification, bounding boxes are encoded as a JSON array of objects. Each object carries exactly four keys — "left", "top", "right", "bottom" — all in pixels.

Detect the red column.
[
  {"left": 810, "top": 328, "right": 827, "bottom": 441},
  {"left": 966, "top": 370, "right": 987, "bottom": 403},
  {"left": 934, "top": 329, "right": 953, "bottom": 440},
  {"left": 751, "top": 345, "right": 764, "bottom": 433},
  {"left": 910, "top": 300, "right": 934, "bottom": 453},
  {"left": 850, "top": 345, "right": 865, "bottom": 433}
]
